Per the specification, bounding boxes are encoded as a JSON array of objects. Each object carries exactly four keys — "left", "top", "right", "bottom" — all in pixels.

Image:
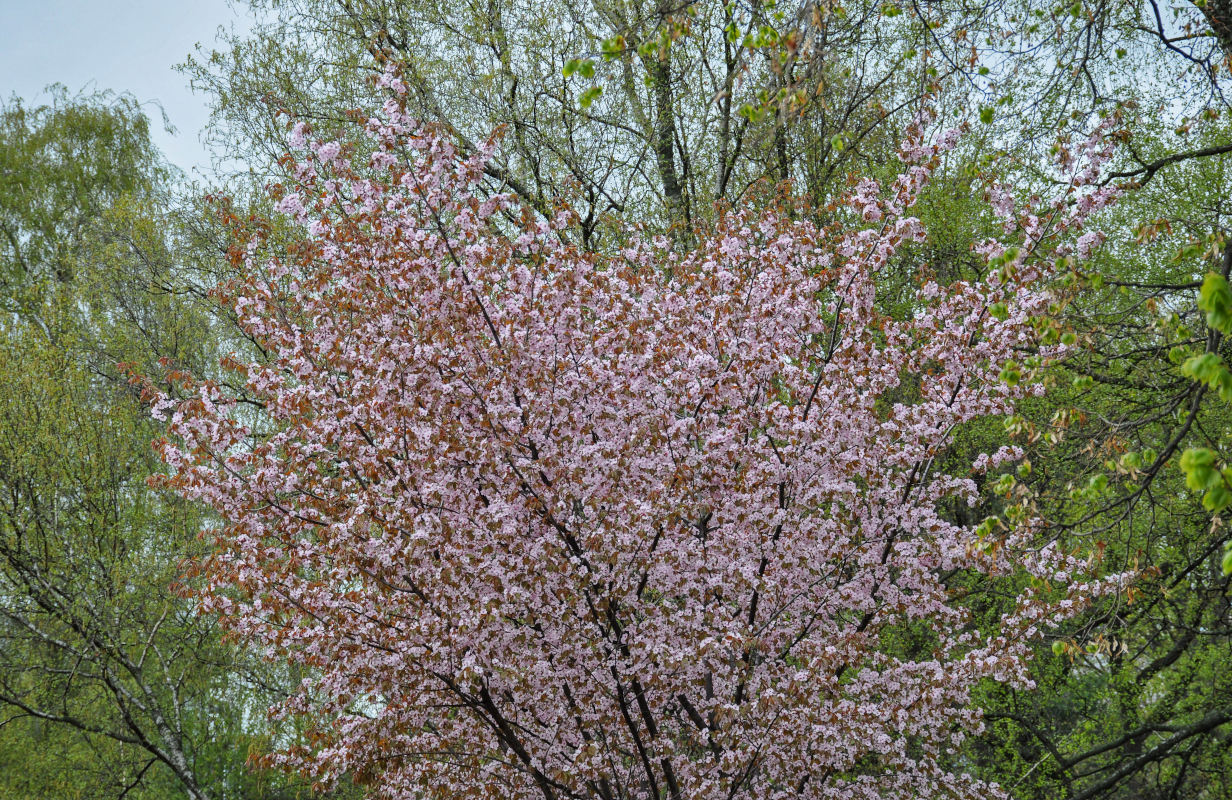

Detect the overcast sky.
[{"left": 0, "top": 0, "right": 250, "bottom": 178}]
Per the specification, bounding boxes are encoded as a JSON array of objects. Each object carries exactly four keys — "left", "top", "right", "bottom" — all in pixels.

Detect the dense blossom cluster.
[{"left": 149, "top": 76, "right": 1125, "bottom": 799}]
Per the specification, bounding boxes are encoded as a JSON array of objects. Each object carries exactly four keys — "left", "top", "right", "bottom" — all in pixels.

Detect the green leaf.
[
  {"left": 756, "top": 24, "right": 781, "bottom": 45},
  {"left": 564, "top": 58, "right": 596, "bottom": 79},
  {"left": 1181, "top": 352, "right": 1225, "bottom": 385},
  {"left": 1180, "top": 447, "right": 1221, "bottom": 490},
  {"left": 579, "top": 87, "right": 603, "bottom": 109},
  {"left": 979, "top": 107, "right": 994, "bottom": 124},
  {"left": 1198, "top": 271, "right": 1232, "bottom": 334},
  {"left": 601, "top": 36, "right": 625, "bottom": 60},
  {"left": 1180, "top": 447, "right": 1217, "bottom": 471},
  {"left": 1203, "top": 485, "right": 1232, "bottom": 511},
  {"left": 1222, "top": 545, "right": 1232, "bottom": 576}
]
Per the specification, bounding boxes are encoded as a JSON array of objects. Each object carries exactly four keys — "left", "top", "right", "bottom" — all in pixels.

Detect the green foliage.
[
  {"left": 0, "top": 89, "right": 166, "bottom": 295},
  {"left": 963, "top": 116, "right": 1232, "bottom": 798},
  {"left": 1175, "top": 268, "right": 1232, "bottom": 562},
  {"left": 0, "top": 91, "right": 346, "bottom": 800},
  {"left": 1198, "top": 270, "right": 1232, "bottom": 334}
]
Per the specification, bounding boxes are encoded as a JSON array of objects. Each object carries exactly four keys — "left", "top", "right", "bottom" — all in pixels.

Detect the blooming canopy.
[{"left": 149, "top": 74, "right": 1124, "bottom": 800}]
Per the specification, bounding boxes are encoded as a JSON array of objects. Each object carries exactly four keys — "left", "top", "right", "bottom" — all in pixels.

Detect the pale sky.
[{"left": 0, "top": 0, "right": 251, "bottom": 179}]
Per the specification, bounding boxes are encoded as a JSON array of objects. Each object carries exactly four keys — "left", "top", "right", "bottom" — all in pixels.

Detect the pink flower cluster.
[{"left": 147, "top": 86, "right": 1124, "bottom": 800}]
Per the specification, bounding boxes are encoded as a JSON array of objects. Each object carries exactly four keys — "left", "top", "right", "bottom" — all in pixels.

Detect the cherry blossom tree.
[{"left": 147, "top": 74, "right": 1126, "bottom": 800}]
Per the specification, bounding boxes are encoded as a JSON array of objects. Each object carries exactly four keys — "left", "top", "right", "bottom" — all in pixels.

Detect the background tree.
[
  {"left": 937, "top": 4, "right": 1232, "bottom": 795},
  {"left": 0, "top": 92, "right": 358, "bottom": 800},
  {"left": 184, "top": 0, "right": 944, "bottom": 240}
]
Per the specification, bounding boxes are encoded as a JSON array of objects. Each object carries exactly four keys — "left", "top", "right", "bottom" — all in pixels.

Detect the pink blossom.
[
  {"left": 1076, "top": 230, "right": 1107, "bottom": 260},
  {"left": 145, "top": 96, "right": 1126, "bottom": 800}
]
